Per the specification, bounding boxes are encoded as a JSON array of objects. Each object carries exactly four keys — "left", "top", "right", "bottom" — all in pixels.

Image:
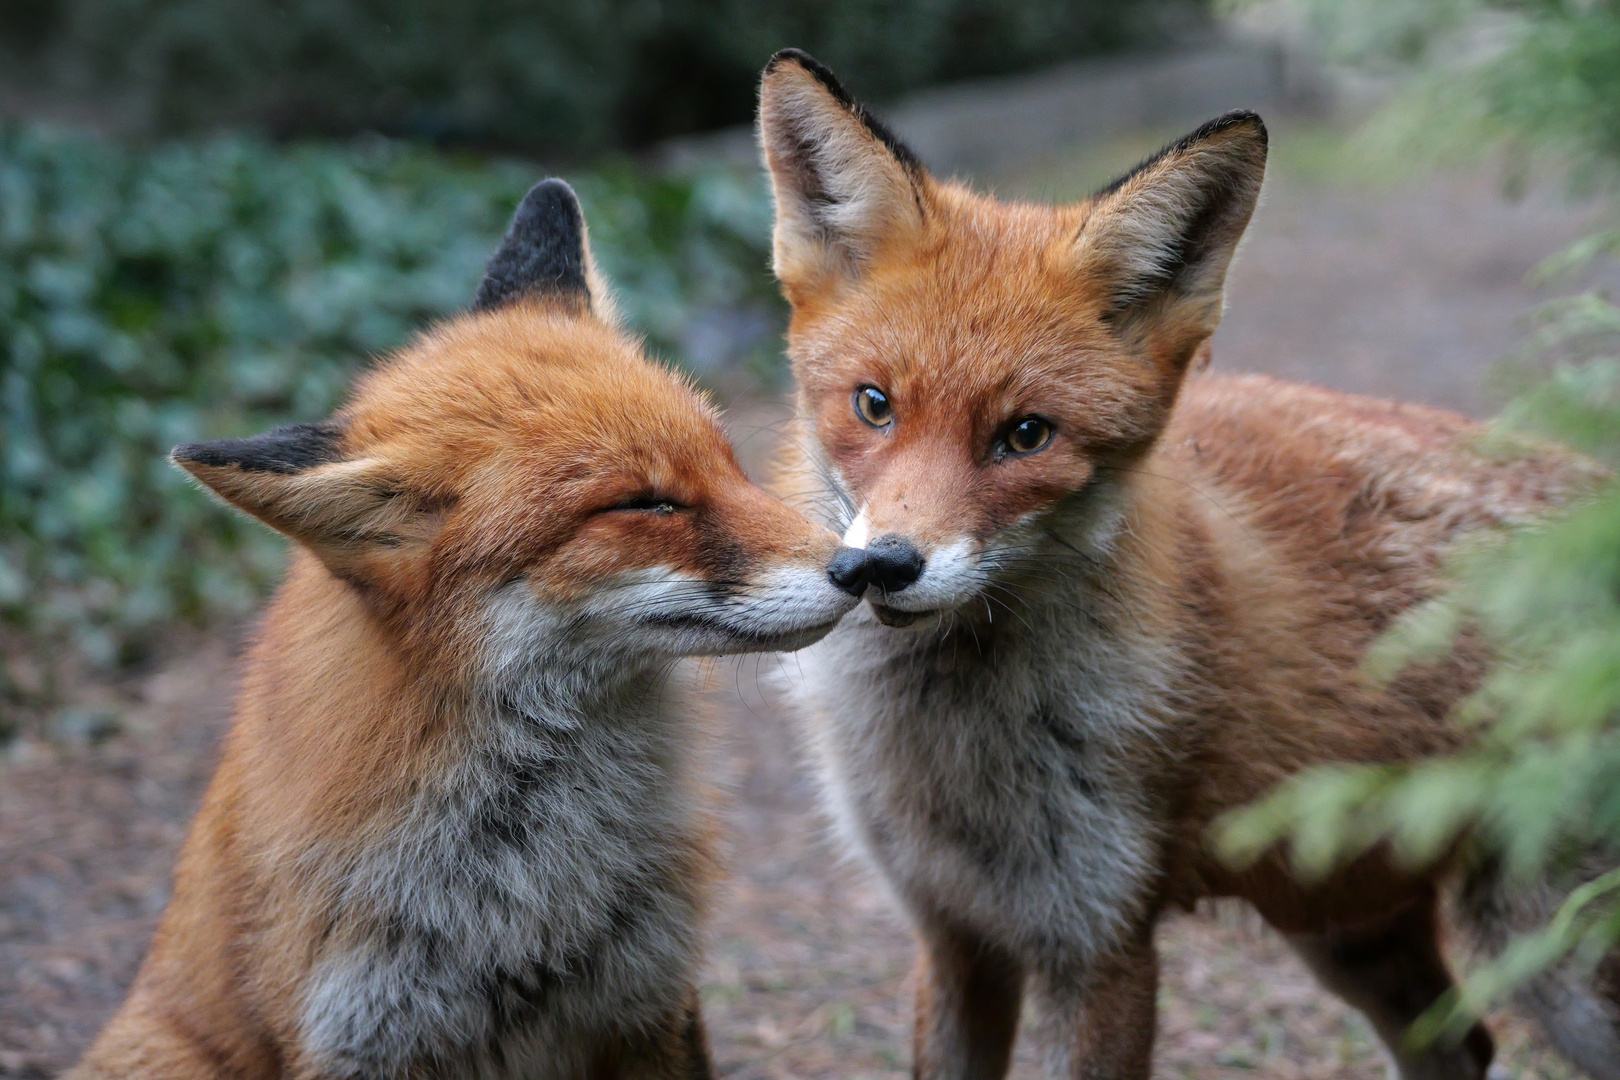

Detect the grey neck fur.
[
  {"left": 295, "top": 590, "right": 708, "bottom": 1079},
  {"left": 789, "top": 474, "right": 1185, "bottom": 978}
]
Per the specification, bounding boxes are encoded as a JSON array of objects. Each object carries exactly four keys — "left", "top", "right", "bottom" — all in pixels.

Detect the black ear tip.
[
  {"left": 474, "top": 176, "right": 591, "bottom": 312},
  {"left": 765, "top": 47, "right": 816, "bottom": 74},
  {"left": 1202, "top": 110, "right": 1268, "bottom": 149},
  {"left": 1092, "top": 110, "right": 1265, "bottom": 198},
  {"left": 758, "top": 48, "right": 922, "bottom": 176},
  {"left": 517, "top": 177, "right": 583, "bottom": 220},
  {"left": 508, "top": 178, "right": 585, "bottom": 245},
  {"left": 169, "top": 421, "right": 346, "bottom": 475},
  {"left": 762, "top": 47, "right": 853, "bottom": 105},
  {"left": 1226, "top": 110, "right": 1267, "bottom": 144}
]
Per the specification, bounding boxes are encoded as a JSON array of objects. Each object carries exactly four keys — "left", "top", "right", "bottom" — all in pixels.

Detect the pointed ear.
[
  {"left": 474, "top": 178, "right": 614, "bottom": 320},
  {"left": 173, "top": 421, "right": 447, "bottom": 583},
  {"left": 1077, "top": 111, "right": 1267, "bottom": 361},
  {"left": 757, "top": 49, "right": 927, "bottom": 303}
]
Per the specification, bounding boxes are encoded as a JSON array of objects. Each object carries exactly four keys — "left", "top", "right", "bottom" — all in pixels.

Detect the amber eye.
[
  {"left": 1004, "top": 416, "right": 1054, "bottom": 455},
  {"left": 854, "top": 386, "right": 893, "bottom": 428}
]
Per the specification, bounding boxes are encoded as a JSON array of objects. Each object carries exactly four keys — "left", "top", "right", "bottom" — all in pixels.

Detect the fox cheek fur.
[
  {"left": 69, "top": 178, "right": 858, "bottom": 1080},
  {"left": 761, "top": 48, "right": 1617, "bottom": 1080}
]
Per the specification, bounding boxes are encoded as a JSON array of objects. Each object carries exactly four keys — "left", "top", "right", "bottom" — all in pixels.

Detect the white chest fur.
[
  {"left": 296, "top": 683, "right": 705, "bottom": 1080},
  {"left": 792, "top": 601, "right": 1178, "bottom": 974}
]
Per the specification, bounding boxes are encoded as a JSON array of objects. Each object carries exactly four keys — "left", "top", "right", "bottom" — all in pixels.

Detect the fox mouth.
[
  {"left": 868, "top": 600, "right": 933, "bottom": 628},
  {"left": 646, "top": 611, "right": 843, "bottom": 651}
]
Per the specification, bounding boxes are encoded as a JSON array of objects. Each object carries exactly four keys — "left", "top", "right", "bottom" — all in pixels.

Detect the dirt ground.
[{"left": 2, "top": 125, "right": 1612, "bottom": 1077}]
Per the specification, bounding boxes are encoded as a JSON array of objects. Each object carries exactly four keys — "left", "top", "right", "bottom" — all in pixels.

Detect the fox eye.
[
  {"left": 854, "top": 386, "right": 893, "bottom": 428},
  {"left": 1003, "top": 416, "right": 1054, "bottom": 456},
  {"left": 614, "top": 495, "right": 682, "bottom": 515}
]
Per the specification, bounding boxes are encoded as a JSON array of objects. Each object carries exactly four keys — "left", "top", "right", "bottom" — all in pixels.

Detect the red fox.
[
  {"left": 70, "top": 179, "right": 864, "bottom": 1080},
  {"left": 758, "top": 49, "right": 1619, "bottom": 1079}
]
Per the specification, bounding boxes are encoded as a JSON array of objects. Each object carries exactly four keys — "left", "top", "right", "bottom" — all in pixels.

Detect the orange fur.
[
  {"left": 72, "top": 182, "right": 856, "bottom": 1080},
  {"left": 758, "top": 51, "right": 1611, "bottom": 1079}
]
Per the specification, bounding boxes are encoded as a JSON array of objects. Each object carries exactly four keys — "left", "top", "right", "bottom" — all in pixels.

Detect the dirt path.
[{"left": 0, "top": 636, "right": 235, "bottom": 1076}]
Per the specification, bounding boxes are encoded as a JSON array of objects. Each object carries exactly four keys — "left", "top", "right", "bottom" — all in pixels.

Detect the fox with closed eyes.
[{"left": 69, "top": 179, "right": 865, "bottom": 1080}]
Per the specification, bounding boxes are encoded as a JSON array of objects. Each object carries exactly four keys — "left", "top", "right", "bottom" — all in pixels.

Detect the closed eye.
[{"left": 611, "top": 495, "right": 684, "bottom": 515}]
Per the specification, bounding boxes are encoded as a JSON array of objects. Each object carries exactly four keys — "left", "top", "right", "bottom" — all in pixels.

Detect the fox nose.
[
  {"left": 866, "top": 535, "right": 924, "bottom": 594},
  {"left": 827, "top": 546, "right": 872, "bottom": 597}
]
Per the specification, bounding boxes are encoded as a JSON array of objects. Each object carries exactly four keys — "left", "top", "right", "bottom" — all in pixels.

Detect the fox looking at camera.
[
  {"left": 759, "top": 49, "right": 1619, "bottom": 1080},
  {"left": 70, "top": 179, "right": 863, "bottom": 1080}
]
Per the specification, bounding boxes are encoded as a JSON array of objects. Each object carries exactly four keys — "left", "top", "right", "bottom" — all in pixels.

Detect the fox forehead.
[
  {"left": 342, "top": 305, "right": 733, "bottom": 495},
  {"left": 792, "top": 207, "right": 1169, "bottom": 452}
]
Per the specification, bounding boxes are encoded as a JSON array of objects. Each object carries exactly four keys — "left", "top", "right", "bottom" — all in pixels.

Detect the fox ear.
[
  {"left": 172, "top": 421, "right": 446, "bottom": 583},
  {"left": 1077, "top": 111, "right": 1267, "bottom": 362},
  {"left": 757, "top": 49, "right": 927, "bottom": 303},
  {"left": 474, "top": 178, "right": 613, "bottom": 319}
]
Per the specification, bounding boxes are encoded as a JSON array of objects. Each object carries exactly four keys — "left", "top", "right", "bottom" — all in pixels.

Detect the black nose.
[
  {"left": 827, "top": 546, "right": 872, "bottom": 597},
  {"left": 867, "top": 535, "right": 924, "bottom": 594}
]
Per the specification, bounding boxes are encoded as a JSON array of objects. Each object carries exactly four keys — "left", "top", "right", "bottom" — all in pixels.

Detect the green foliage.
[
  {"left": 1233, "top": 0, "right": 1479, "bottom": 68},
  {"left": 1231, "top": 1, "right": 1620, "bottom": 186},
  {"left": 1487, "top": 1, "right": 1620, "bottom": 167},
  {"left": 1218, "top": 0, "right": 1620, "bottom": 1038},
  {"left": 0, "top": 0, "right": 1205, "bottom": 155},
  {"left": 0, "top": 122, "right": 776, "bottom": 680}
]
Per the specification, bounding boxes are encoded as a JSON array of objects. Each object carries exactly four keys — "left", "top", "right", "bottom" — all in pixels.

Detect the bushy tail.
[{"left": 1456, "top": 856, "right": 1620, "bottom": 1079}]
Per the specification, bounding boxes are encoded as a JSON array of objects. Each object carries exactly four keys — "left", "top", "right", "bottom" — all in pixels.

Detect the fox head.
[
  {"left": 758, "top": 50, "right": 1267, "bottom": 627},
  {"left": 173, "top": 179, "right": 862, "bottom": 695}
]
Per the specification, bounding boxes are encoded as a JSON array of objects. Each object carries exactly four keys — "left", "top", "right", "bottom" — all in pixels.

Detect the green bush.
[
  {"left": 0, "top": 0, "right": 1206, "bottom": 155},
  {"left": 0, "top": 123, "right": 777, "bottom": 682},
  {"left": 1219, "top": 0, "right": 1620, "bottom": 1040}
]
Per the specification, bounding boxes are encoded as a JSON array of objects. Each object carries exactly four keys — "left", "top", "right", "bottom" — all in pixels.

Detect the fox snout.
[
  {"left": 816, "top": 531, "right": 952, "bottom": 628},
  {"left": 826, "top": 545, "right": 873, "bottom": 596},
  {"left": 825, "top": 537, "right": 923, "bottom": 599}
]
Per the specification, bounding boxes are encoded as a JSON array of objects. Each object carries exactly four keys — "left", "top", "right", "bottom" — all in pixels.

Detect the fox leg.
[
  {"left": 1286, "top": 895, "right": 1493, "bottom": 1080},
  {"left": 1513, "top": 951, "right": 1620, "bottom": 1080},
  {"left": 1457, "top": 857, "right": 1620, "bottom": 1079},
  {"left": 912, "top": 922, "right": 1024, "bottom": 1080},
  {"left": 592, "top": 985, "right": 715, "bottom": 1080},
  {"left": 1031, "top": 926, "right": 1159, "bottom": 1080}
]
